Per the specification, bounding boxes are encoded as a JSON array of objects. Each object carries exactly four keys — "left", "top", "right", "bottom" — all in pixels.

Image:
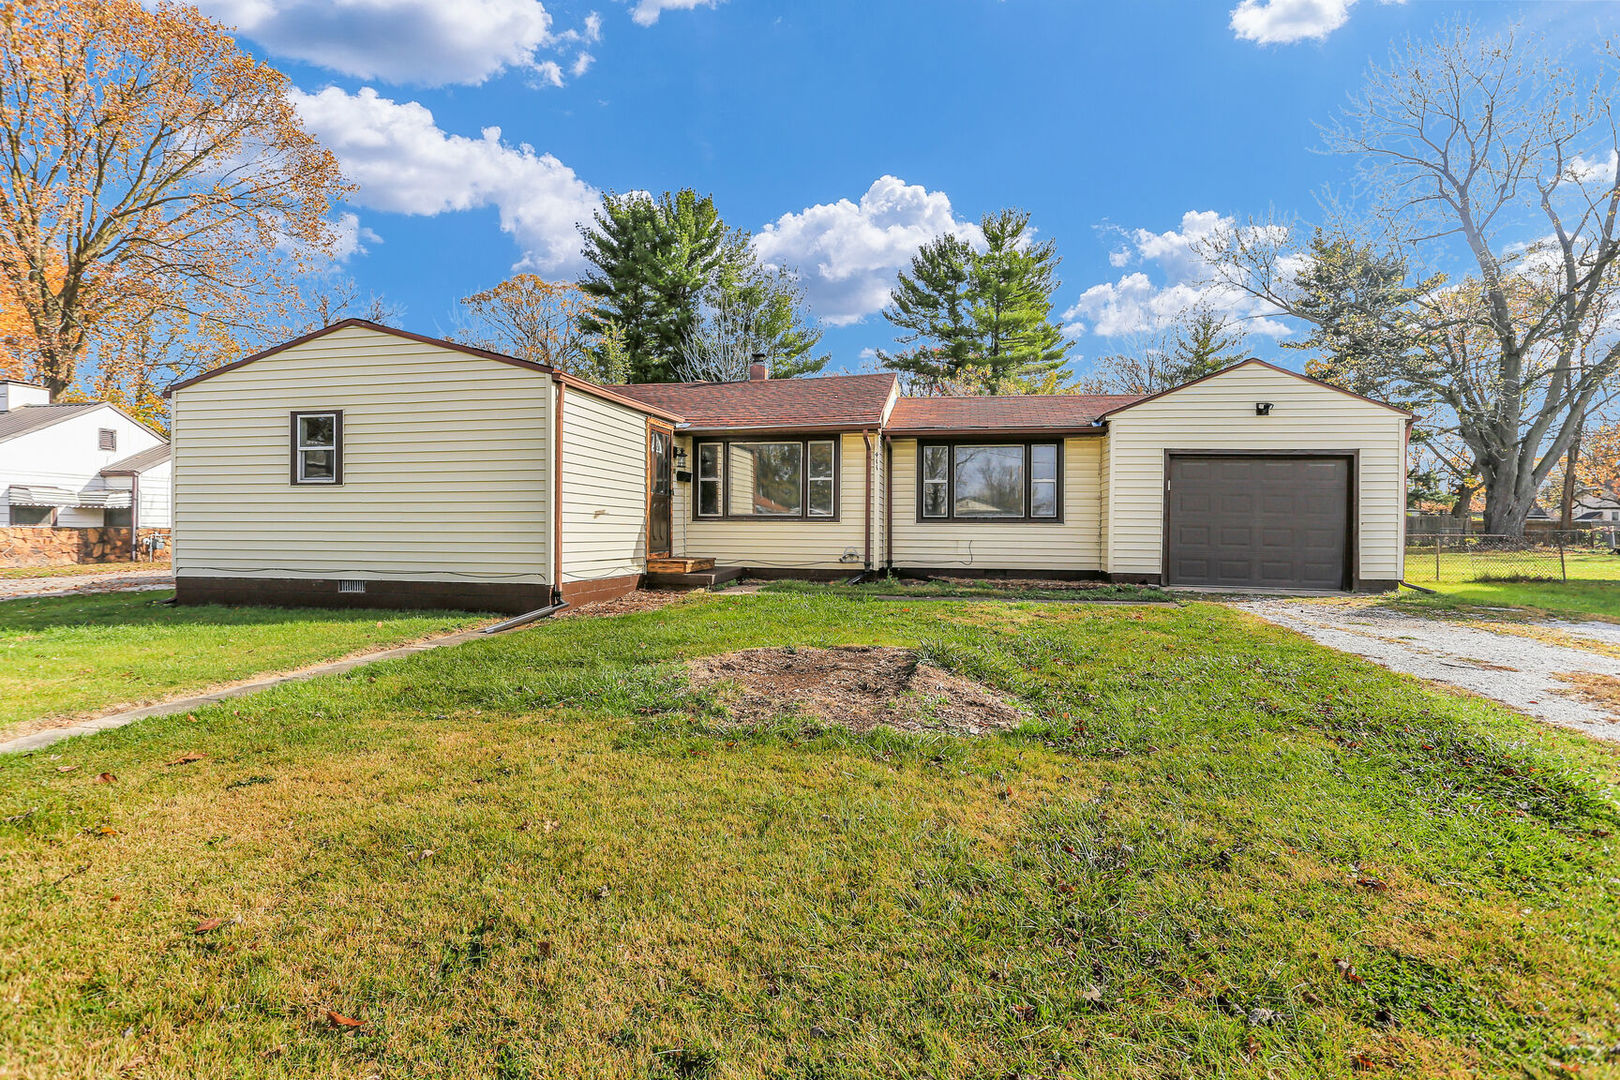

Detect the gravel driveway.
[
  {"left": 0, "top": 567, "right": 173, "bottom": 601},
  {"left": 1236, "top": 599, "right": 1620, "bottom": 743}
]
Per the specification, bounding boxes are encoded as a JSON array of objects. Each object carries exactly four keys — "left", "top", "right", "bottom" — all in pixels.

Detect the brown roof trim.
[
  {"left": 884, "top": 426, "right": 1108, "bottom": 438},
  {"left": 1094, "top": 357, "right": 1413, "bottom": 420},
  {"left": 553, "top": 372, "right": 685, "bottom": 423},
  {"left": 678, "top": 424, "right": 871, "bottom": 437},
  {"left": 165, "top": 319, "right": 557, "bottom": 395}
]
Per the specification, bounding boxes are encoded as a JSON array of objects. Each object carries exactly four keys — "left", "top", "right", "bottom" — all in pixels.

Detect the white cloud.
[
  {"left": 751, "top": 176, "right": 983, "bottom": 327},
  {"left": 288, "top": 87, "right": 600, "bottom": 274},
  {"left": 1569, "top": 150, "right": 1618, "bottom": 185},
  {"left": 330, "top": 213, "right": 383, "bottom": 260},
  {"left": 628, "top": 0, "right": 721, "bottom": 27},
  {"left": 1230, "top": 0, "right": 1353, "bottom": 44},
  {"left": 188, "top": 0, "right": 594, "bottom": 87},
  {"left": 1230, "top": 0, "right": 1404, "bottom": 45},
  {"left": 1066, "top": 210, "right": 1294, "bottom": 339}
]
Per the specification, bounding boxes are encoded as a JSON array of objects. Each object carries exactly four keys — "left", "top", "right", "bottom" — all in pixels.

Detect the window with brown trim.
[
  {"left": 917, "top": 440, "right": 1062, "bottom": 522},
  {"left": 694, "top": 437, "right": 839, "bottom": 520},
  {"left": 291, "top": 411, "right": 343, "bottom": 484}
]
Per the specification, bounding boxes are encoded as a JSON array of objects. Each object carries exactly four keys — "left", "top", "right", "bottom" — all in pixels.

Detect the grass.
[
  {"left": 0, "top": 560, "right": 170, "bottom": 579},
  {"left": 762, "top": 575, "right": 1173, "bottom": 602},
  {"left": 1396, "top": 549, "right": 1620, "bottom": 622},
  {"left": 2, "top": 592, "right": 1618, "bottom": 1078},
  {"left": 0, "top": 591, "right": 484, "bottom": 738}
]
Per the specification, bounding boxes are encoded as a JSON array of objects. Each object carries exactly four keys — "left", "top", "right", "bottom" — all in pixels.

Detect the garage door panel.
[{"left": 1167, "top": 455, "right": 1349, "bottom": 590}]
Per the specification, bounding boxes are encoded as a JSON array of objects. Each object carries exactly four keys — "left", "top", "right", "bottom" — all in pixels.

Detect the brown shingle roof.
[
  {"left": 886, "top": 394, "right": 1144, "bottom": 434},
  {"left": 608, "top": 373, "right": 898, "bottom": 431}
]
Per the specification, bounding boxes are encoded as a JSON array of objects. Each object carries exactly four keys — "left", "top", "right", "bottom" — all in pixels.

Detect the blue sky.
[{"left": 196, "top": 0, "right": 1619, "bottom": 377}]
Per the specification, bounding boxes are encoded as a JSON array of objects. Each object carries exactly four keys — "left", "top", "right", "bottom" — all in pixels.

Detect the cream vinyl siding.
[
  {"left": 1103, "top": 362, "right": 1407, "bottom": 581},
  {"left": 673, "top": 432, "right": 871, "bottom": 570},
  {"left": 171, "top": 326, "right": 551, "bottom": 583},
  {"left": 889, "top": 437, "right": 1104, "bottom": 572},
  {"left": 560, "top": 389, "right": 648, "bottom": 584}
]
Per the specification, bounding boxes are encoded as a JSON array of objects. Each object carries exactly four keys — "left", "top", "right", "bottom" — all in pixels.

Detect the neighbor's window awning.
[{"left": 7, "top": 485, "right": 131, "bottom": 509}]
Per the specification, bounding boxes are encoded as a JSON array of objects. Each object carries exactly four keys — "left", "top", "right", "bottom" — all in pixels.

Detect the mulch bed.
[{"left": 685, "top": 645, "right": 1024, "bottom": 735}]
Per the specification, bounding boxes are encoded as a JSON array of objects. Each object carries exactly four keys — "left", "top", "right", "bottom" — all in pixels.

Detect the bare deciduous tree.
[{"left": 1200, "top": 23, "right": 1620, "bottom": 533}]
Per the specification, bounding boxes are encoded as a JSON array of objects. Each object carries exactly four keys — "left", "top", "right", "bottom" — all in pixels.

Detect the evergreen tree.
[
  {"left": 702, "top": 261, "right": 828, "bottom": 379},
  {"left": 1168, "top": 308, "right": 1248, "bottom": 382},
  {"left": 875, "top": 233, "right": 977, "bottom": 390},
  {"left": 1281, "top": 229, "right": 1432, "bottom": 402},
  {"left": 578, "top": 189, "right": 743, "bottom": 383},
  {"left": 967, "top": 209, "right": 1070, "bottom": 391},
  {"left": 877, "top": 210, "right": 1070, "bottom": 393}
]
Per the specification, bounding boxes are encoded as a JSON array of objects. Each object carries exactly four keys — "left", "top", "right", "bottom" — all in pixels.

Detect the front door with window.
[{"left": 648, "top": 426, "right": 673, "bottom": 558}]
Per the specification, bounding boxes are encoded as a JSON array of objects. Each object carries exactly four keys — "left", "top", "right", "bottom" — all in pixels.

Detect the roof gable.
[{"left": 1096, "top": 358, "right": 1412, "bottom": 420}]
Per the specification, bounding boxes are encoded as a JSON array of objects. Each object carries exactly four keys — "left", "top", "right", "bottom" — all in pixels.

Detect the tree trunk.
[
  {"left": 1558, "top": 424, "right": 1582, "bottom": 530},
  {"left": 1482, "top": 480, "right": 1536, "bottom": 536}
]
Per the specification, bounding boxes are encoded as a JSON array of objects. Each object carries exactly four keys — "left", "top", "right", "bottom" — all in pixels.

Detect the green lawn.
[
  {"left": 1397, "top": 548, "right": 1620, "bottom": 621},
  {"left": 0, "top": 592, "right": 484, "bottom": 738},
  {"left": 2, "top": 593, "right": 1617, "bottom": 1078}
]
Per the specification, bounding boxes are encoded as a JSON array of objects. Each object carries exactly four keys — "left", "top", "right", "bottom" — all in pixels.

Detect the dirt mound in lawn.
[{"left": 686, "top": 645, "right": 1024, "bottom": 735}]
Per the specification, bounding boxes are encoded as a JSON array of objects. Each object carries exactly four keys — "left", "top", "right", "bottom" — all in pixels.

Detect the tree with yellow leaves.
[{"left": 0, "top": 0, "right": 349, "bottom": 400}]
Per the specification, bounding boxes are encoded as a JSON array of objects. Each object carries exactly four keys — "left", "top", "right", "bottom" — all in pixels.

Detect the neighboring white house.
[
  {"left": 0, "top": 379, "right": 172, "bottom": 529},
  {"left": 164, "top": 321, "right": 1412, "bottom": 613},
  {"left": 1574, "top": 492, "right": 1620, "bottom": 524}
]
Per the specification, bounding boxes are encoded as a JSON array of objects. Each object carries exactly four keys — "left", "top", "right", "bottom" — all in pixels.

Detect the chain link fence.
[{"left": 1404, "top": 531, "right": 1620, "bottom": 583}]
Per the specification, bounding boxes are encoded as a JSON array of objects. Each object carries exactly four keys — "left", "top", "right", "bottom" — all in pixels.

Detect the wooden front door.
[{"left": 647, "top": 426, "right": 673, "bottom": 558}]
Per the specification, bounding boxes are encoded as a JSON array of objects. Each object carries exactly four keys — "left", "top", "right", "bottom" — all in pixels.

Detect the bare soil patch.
[
  {"left": 554, "top": 589, "right": 691, "bottom": 620},
  {"left": 686, "top": 645, "right": 1024, "bottom": 735}
]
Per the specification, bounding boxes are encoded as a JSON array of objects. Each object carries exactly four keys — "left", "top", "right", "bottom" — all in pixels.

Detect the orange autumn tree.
[{"left": 0, "top": 0, "right": 349, "bottom": 400}]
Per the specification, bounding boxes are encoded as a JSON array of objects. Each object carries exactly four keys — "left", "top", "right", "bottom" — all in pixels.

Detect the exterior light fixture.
[
  {"left": 1255, "top": 402, "right": 1274, "bottom": 416},
  {"left": 673, "top": 446, "right": 689, "bottom": 468}
]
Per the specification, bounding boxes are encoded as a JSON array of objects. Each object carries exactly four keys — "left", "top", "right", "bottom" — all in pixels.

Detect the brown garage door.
[{"left": 1166, "top": 455, "right": 1350, "bottom": 590}]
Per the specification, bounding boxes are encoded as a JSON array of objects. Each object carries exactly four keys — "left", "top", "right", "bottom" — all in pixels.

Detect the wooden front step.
[{"left": 647, "top": 557, "right": 715, "bottom": 574}]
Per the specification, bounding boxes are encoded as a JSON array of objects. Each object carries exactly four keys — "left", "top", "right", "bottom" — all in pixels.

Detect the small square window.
[{"left": 292, "top": 411, "right": 342, "bottom": 485}]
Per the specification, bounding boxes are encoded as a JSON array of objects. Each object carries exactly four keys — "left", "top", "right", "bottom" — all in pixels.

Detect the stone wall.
[{"left": 1, "top": 527, "right": 136, "bottom": 567}]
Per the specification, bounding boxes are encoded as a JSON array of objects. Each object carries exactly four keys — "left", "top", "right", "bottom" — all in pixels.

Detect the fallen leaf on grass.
[
  {"left": 1335, "top": 959, "right": 1365, "bottom": 985},
  {"left": 408, "top": 849, "right": 435, "bottom": 863},
  {"left": 1079, "top": 985, "right": 1104, "bottom": 1006},
  {"left": 1356, "top": 877, "right": 1388, "bottom": 892},
  {"left": 95, "top": 773, "right": 116, "bottom": 784},
  {"left": 84, "top": 824, "right": 118, "bottom": 837},
  {"left": 56, "top": 765, "right": 78, "bottom": 773},
  {"left": 326, "top": 1010, "right": 365, "bottom": 1030},
  {"left": 193, "top": 917, "right": 226, "bottom": 934},
  {"left": 165, "top": 752, "right": 205, "bottom": 767}
]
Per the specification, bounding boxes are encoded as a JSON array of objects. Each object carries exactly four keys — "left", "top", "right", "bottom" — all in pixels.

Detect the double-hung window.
[
  {"left": 918, "top": 441, "right": 1061, "bottom": 521},
  {"left": 694, "top": 437, "right": 837, "bottom": 519},
  {"left": 291, "top": 411, "right": 342, "bottom": 484}
]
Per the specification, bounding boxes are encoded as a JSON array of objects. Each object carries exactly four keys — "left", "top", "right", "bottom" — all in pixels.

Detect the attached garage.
[
  {"left": 1100, "top": 360, "right": 1411, "bottom": 593},
  {"left": 1165, "top": 454, "right": 1351, "bottom": 590}
]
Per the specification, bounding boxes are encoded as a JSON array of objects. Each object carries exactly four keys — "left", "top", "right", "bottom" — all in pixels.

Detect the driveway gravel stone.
[{"left": 1236, "top": 599, "right": 1620, "bottom": 743}]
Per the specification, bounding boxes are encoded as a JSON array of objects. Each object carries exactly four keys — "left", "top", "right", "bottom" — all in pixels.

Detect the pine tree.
[
  {"left": 875, "top": 233, "right": 977, "bottom": 391},
  {"left": 703, "top": 261, "right": 828, "bottom": 379},
  {"left": 877, "top": 210, "right": 1070, "bottom": 394},
  {"left": 1168, "top": 308, "right": 1248, "bottom": 382},
  {"left": 578, "top": 189, "right": 743, "bottom": 383},
  {"left": 967, "top": 209, "right": 1070, "bottom": 392}
]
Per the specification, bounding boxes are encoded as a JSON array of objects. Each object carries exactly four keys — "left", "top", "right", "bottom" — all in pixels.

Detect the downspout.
[
  {"left": 883, "top": 433, "right": 894, "bottom": 574},
  {"left": 862, "top": 429, "right": 875, "bottom": 572},
  {"left": 552, "top": 380, "right": 565, "bottom": 606},
  {"left": 129, "top": 472, "right": 140, "bottom": 561}
]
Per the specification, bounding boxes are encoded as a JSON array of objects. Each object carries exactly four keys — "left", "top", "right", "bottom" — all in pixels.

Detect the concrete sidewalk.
[
  {"left": 0, "top": 623, "right": 494, "bottom": 754},
  {"left": 0, "top": 567, "right": 173, "bottom": 601}
]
